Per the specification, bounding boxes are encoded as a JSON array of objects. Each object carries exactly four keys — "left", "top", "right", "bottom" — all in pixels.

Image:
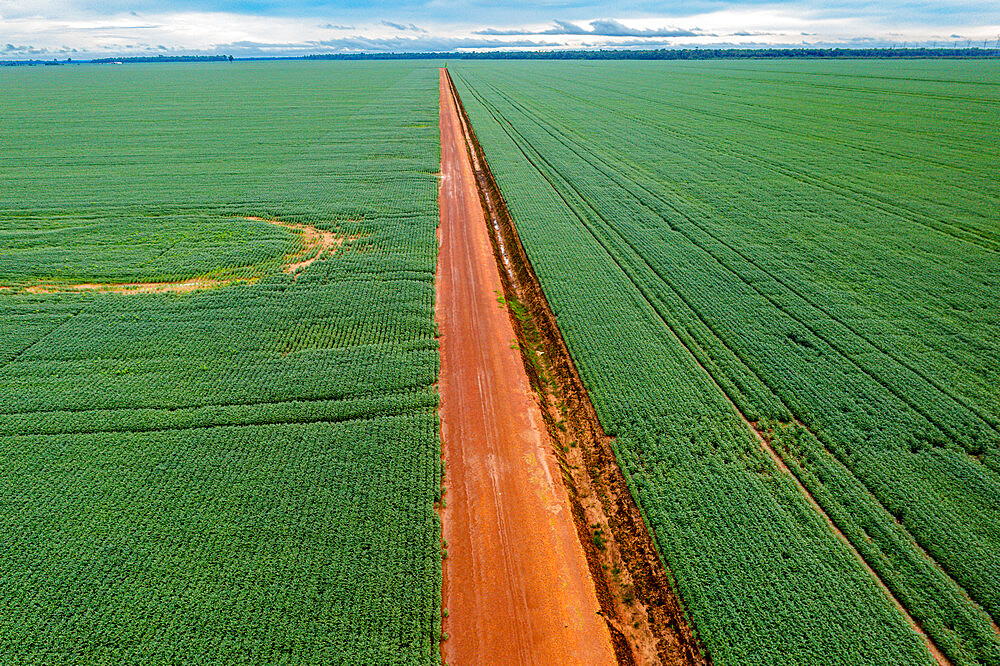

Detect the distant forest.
[
  {"left": 313, "top": 47, "right": 1000, "bottom": 60},
  {"left": 3, "top": 47, "right": 998, "bottom": 66}
]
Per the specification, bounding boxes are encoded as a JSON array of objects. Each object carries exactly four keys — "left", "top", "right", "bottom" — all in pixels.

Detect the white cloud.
[
  {"left": 380, "top": 20, "right": 425, "bottom": 32},
  {"left": 476, "top": 19, "right": 701, "bottom": 37}
]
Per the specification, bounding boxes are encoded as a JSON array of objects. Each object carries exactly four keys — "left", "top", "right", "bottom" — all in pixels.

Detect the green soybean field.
[
  {"left": 452, "top": 59, "right": 1000, "bottom": 666},
  {"left": 4, "top": 55, "right": 999, "bottom": 666},
  {"left": 0, "top": 61, "right": 442, "bottom": 664}
]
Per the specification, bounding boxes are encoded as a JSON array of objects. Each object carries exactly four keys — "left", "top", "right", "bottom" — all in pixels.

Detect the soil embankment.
[{"left": 436, "top": 68, "right": 617, "bottom": 665}]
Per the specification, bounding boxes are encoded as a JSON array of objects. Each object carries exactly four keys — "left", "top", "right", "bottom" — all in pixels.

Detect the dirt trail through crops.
[
  {"left": 436, "top": 68, "right": 616, "bottom": 666},
  {"left": 1, "top": 217, "right": 354, "bottom": 295},
  {"left": 244, "top": 216, "right": 355, "bottom": 275},
  {"left": 754, "top": 426, "right": 952, "bottom": 665},
  {"left": 673, "top": 327, "right": 952, "bottom": 665}
]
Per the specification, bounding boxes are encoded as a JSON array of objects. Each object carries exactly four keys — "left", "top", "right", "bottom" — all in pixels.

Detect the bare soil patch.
[
  {"left": 244, "top": 216, "right": 359, "bottom": 276},
  {"left": 2, "top": 216, "right": 357, "bottom": 295},
  {"left": 23, "top": 278, "right": 231, "bottom": 295}
]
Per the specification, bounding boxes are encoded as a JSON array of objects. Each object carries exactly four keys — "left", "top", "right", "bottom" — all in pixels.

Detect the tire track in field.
[
  {"left": 701, "top": 70, "right": 1000, "bottom": 104},
  {"left": 504, "top": 69, "right": 999, "bottom": 231},
  {"left": 536, "top": 76, "right": 1000, "bottom": 256},
  {"left": 0, "top": 384, "right": 432, "bottom": 418},
  {"left": 0, "top": 387, "right": 434, "bottom": 436},
  {"left": 0, "top": 405, "right": 426, "bottom": 440},
  {"left": 525, "top": 67, "right": 998, "bottom": 194},
  {"left": 698, "top": 88, "right": 995, "bottom": 181},
  {"left": 539, "top": 66, "right": 1000, "bottom": 181},
  {"left": 700, "top": 62, "right": 1000, "bottom": 90},
  {"left": 621, "top": 88, "right": 1000, "bottom": 251},
  {"left": 791, "top": 426, "right": 1000, "bottom": 640},
  {"left": 0, "top": 304, "right": 88, "bottom": 370}
]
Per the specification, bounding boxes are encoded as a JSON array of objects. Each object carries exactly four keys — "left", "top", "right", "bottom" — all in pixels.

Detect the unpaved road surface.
[{"left": 436, "top": 68, "right": 617, "bottom": 666}]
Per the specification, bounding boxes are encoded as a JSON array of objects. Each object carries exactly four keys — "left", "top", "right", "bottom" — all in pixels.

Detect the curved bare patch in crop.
[
  {"left": 244, "top": 216, "right": 360, "bottom": 276},
  {"left": 1, "top": 216, "right": 361, "bottom": 295}
]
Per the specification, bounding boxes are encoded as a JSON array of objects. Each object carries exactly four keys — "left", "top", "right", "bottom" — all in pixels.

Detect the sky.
[{"left": 2, "top": 0, "right": 999, "bottom": 59}]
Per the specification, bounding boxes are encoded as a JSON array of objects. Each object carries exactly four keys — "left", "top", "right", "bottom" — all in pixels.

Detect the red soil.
[{"left": 436, "top": 68, "right": 617, "bottom": 665}]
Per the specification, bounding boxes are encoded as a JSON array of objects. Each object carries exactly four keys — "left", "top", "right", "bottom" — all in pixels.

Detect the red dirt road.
[{"left": 436, "top": 68, "right": 617, "bottom": 665}]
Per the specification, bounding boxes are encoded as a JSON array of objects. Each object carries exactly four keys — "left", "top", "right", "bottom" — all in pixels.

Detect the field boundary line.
[
  {"left": 801, "top": 428, "right": 1000, "bottom": 639},
  {"left": 0, "top": 405, "right": 428, "bottom": 440},
  {"left": 0, "top": 385, "right": 433, "bottom": 418}
]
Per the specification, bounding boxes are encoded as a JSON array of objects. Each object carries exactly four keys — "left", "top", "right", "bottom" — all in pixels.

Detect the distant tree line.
[
  {"left": 1, "top": 54, "right": 233, "bottom": 66},
  {"left": 88, "top": 54, "right": 234, "bottom": 64},
  {"left": 307, "top": 47, "right": 1000, "bottom": 61},
  {"left": 1, "top": 59, "right": 65, "bottom": 66}
]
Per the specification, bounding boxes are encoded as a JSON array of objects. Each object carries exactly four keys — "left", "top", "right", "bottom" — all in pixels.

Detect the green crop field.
[
  {"left": 452, "top": 59, "right": 1000, "bottom": 666},
  {"left": 4, "top": 55, "right": 999, "bottom": 666},
  {"left": 0, "top": 61, "right": 442, "bottom": 664}
]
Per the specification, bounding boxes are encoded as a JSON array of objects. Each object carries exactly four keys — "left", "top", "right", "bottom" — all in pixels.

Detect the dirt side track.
[
  {"left": 436, "top": 69, "right": 617, "bottom": 665},
  {"left": 441, "top": 68, "right": 710, "bottom": 666},
  {"left": 0, "top": 216, "right": 355, "bottom": 295}
]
